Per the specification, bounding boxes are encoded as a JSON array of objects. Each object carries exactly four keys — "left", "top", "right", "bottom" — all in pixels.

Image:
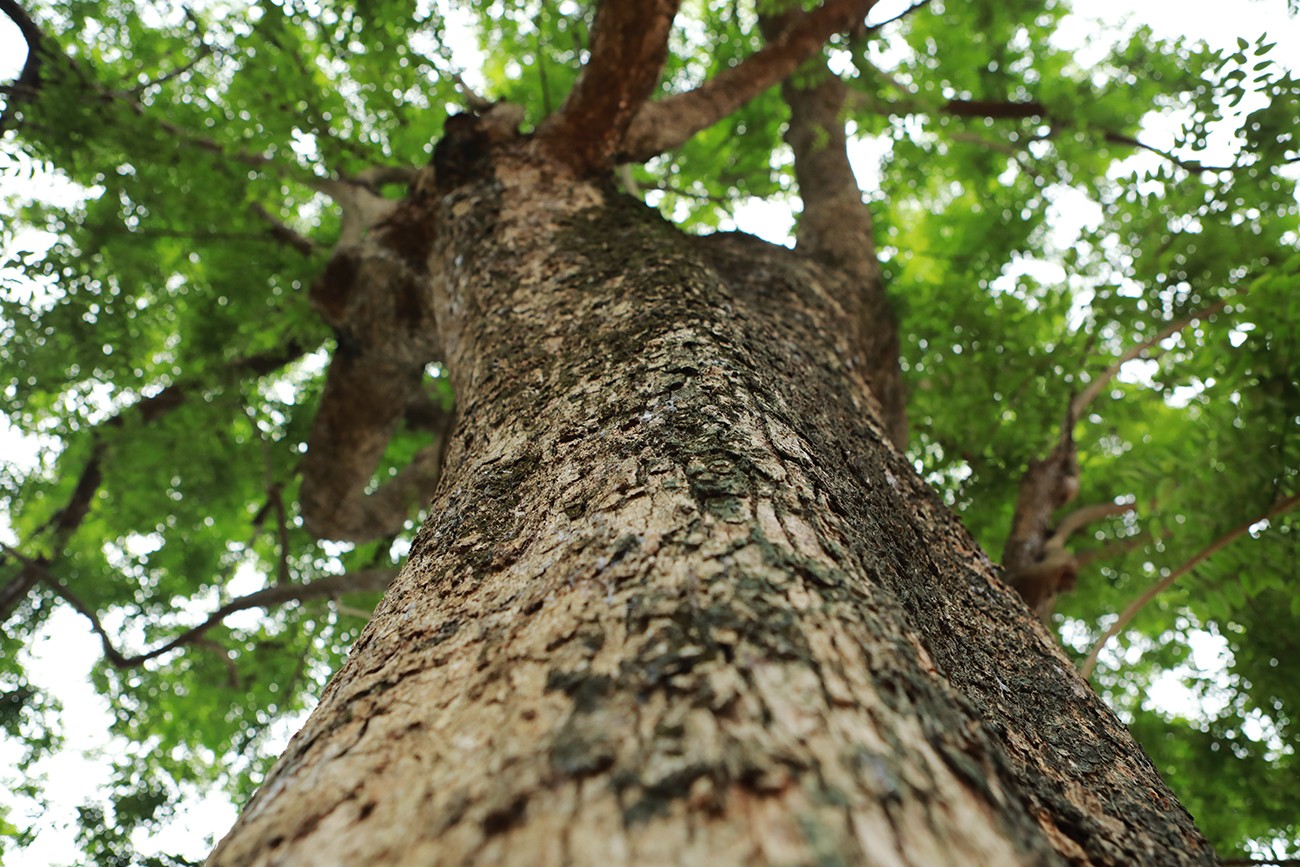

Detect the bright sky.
[{"left": 1, "top": 2, "right": 1299, "bottom": 865}]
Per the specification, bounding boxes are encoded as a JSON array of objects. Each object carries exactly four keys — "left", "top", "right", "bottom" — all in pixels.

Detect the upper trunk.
[{"left": 207, "top": 143, "right": 1215, "bottom": 866}]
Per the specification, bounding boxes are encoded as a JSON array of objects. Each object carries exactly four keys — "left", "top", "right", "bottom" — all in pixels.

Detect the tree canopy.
[{"left": 0, "top": 0, "right": 1297, "bottom": 863}]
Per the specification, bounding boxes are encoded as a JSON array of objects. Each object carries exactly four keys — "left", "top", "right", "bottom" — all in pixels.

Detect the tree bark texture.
[{"left": 208, "top": 150, "right": 1216, "bottom": 866}]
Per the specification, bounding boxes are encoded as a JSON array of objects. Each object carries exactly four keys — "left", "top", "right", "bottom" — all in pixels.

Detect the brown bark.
[
  {"left": 298, "top": 178, "right": 449, "bottom": 543},
  {"left": 760, "top": 10, "right": 907, "bottom": 448},
  {"left": 536, "top": 0, "right": 680, "bottom": 172},
  {"left": 207, "top": 142, "right": 1216, "bottom": 866},
  {"left": 620, "top": 0, "right": 878, "bottom": 162}
]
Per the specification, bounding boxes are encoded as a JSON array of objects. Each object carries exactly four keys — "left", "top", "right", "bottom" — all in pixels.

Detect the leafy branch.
[
  {"left": 1001, "top": 298, "right": 1234, "bottom": 620},
  {"left": 0, "top": 542, "right": 393, "bottom": 669},
  {"left": 1080, "top": 491, "right": 1300, "bottom": 679},
  {"left": 848, "top": 62, "right": 1297, "bottom": 173},
  {"left": 1070, "top": 298, "right": 1232, "bottom": 419},
  {"left": 0, "top": 340, "right": 313, "bottom": 622}
]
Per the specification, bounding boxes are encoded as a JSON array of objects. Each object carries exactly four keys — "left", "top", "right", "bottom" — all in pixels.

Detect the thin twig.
[
  {"left": 130, "top": 43, "right": 217, "bottom": 96},
  {"left": 1070, "top": 297, "right": 1232, "bottom": 419},
  {"left": 1080, "top": 492, "right": 1300, "bottom": 678},
  {"left": 1052, "top": 501, "right": 1136, "bottom": 544},
  {"left": 865, "top": 0, "right": 931, "bottom": 32},
  {"left": 1074, "top": 533, "right": 1151, "bottom": 569},
  {"left": 1, "top": 543, "right": 395, "bottom": 669}
]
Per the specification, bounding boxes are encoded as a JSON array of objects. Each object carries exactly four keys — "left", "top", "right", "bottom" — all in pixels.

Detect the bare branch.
[
  {"left": 1050, "top": 501, "right": 1136, "bottom": 545},
  {"left": 1080, "top": 492, "right": 1300, "bottom": 678},
  {"left": 620, "top": 0, "right": 876, "bottom": 162},
  {"left": 539, "top": 0, "right": 681, "bottom": 170},
  {"left": 1070, "top": 297, "right": 1232, "bottom": 419},
  {"left": 1073, "top": 534, "right": 1151, "bottom": 570}
]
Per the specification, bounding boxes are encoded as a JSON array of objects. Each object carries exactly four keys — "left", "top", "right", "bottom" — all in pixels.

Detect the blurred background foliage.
[{"left": 0, "top": 0, "right": 1297, "bottom": 862}]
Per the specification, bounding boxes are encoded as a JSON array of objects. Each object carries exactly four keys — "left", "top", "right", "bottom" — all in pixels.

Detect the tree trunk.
[{"left": 207, "top": 148, "right": 1216, "bottom": 866}]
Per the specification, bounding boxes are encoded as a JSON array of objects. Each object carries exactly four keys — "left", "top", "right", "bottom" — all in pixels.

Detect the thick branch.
[
  {"left": 1081, "top": 492, "right": 1300, "bottom": 678},
  {"left": 298, "top": 354, "right": 452, "bottom": 543},
  {"left": 620, "top": 0, "right": 876, "bottom": 162},
  {"left": 5, "top": 543, "right": 394, "bottom": 668},
  {"left": 759, "top": 9, "right": 905, "bottom": 447},
  {"left": 538, "top": 0, "right": 680, "bottom": 171}
]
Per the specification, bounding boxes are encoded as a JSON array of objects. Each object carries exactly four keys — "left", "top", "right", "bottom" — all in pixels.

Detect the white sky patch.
[
  {"left": 731, "top": 197, "right": 795, "bottom": 247},
  {"left": 0, "top": 610, "right": 117, "bottom": 866}
]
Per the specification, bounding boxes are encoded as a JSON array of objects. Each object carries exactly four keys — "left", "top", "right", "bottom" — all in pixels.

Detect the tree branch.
[
  {"left": 620, "top": 0, "right": 876, "bottom": 162},
  {"left": 538, "top": 0, "right": 681, "bottom": 171},
  {"left": 1050, "top": 501, "right": 1136, "bottom": 545},
  {"left": 849, "top": 60, "right": 1290, "bottom": 174},
  {"left": 865, "top": 0, "right": 931, "bottom": 31},
  {"left": 299, "top": 353, "right": 453, "bottom": 543},
  {"left": 0, "top": 340, "right": 313, "bottom": 622},
  {"left": 0, "top": 0, "right": 44, "bottom": 131},
  {"left": 3, "top": 542, "right": 395, "bottom": 669},
  {"left": 1070, "top": 297, "right": 1232, "bottom": 419},
  {"left": 129, "top": 41, "right": 216, "bottom": 96},
  {"left": 249, "top": 202, "right": 319, "bottom": 256},
  {"left": 1080, "top": 492, "right": 1300, "bottom": 678},
  {"left": 758, "top": 6, "right": 906, "bottom": 447}
]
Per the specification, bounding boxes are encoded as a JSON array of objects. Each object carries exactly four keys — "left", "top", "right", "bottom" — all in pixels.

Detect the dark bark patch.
[
  {"left": 619, "top": 763, "right": 714, "bottom": 825},
  {"left": 480, "top": 793, "right": 529, "bottom": 836},
  {"left": 545, "top": 669, "right": 614, "bottom": 714}
]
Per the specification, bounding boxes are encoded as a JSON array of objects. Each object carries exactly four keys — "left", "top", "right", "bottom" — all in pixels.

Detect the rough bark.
[
  {"left": 760, "top": 8, "right": 907, "bottom": 448},
  {"left": 207, "top": 145, "right": 1217, "bottom": 866}
]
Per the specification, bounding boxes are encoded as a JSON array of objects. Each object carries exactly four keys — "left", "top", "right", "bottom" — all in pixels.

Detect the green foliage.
[{"left": 1, "top": 0, "right": 1297, "bottom": 862}]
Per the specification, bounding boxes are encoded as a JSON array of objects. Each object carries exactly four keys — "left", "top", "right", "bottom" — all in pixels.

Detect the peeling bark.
[{"left": 208, "top": 145, "right": 1216, "bottom": 866}]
